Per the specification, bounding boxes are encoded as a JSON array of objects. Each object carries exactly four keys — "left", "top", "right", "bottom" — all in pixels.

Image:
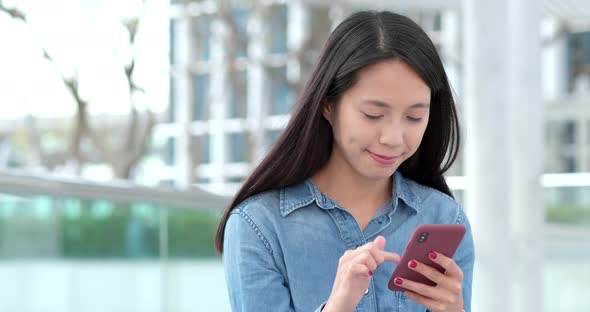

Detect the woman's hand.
[
  {"left": 323, "top": 236, "right": 400, "bottom": 312},
  {"left": 392, "top": 251, "right": 464, "bottom": 312}
]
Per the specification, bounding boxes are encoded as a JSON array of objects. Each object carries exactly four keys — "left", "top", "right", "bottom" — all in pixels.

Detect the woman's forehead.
[{"left": 345, "top": 61, "right": 431, "bottom": 107}]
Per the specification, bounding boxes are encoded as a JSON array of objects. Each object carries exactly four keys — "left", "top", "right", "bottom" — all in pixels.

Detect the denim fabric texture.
[{"left": 223, "top": 171, "right": 475, "bottom": 312}]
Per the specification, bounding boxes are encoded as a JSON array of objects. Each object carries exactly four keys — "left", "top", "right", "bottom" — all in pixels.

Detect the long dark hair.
[{"left": 215, "top": 11, "right": 460, "bottom": 253}]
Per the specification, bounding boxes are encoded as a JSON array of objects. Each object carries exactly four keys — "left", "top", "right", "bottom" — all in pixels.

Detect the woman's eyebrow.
[
  {"left": 364, "top": 100, "right": 390, "bottom": 108},
  {"left": 363, "top": 100, "right": 430, "bottom": 109},
  {"left": 409, "top": 102, "right": 430, "bottom": 109}
]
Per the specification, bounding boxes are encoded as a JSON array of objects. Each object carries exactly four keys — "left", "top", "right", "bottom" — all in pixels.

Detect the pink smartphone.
[{"left": 388, "top": 224, "right": 466, "bottom": 292}]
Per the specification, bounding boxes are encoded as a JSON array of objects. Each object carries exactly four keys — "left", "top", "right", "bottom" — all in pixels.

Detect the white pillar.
[
  {"left": 247, "top": 6, "right": 270, "bottom": 164},
  {"left": 463, "top": 1, "right": 512, "bottom": 309},
  {"left": 209, "top": 17, "right": 231, "bottom": 193},
  {"left": 541, "top": 17, "right": 568, "bottom": 100},
  {"left": 287, "top": 1, "right": 312, "bottom": 90},
  {"left": 172, "top": 16, "right": 195, "bottom": 189},
  {"left": 464, "top": 0, "right": 544, "bottom": 311},
  {"left": 440, "top": 9, "right": 461, "bottom": 99},
  {"left": 507, "top": 1, "right": 544, "bottom": 311}
]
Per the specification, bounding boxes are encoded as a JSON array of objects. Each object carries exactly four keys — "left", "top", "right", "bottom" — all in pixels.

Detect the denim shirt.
[{"left": 223, "top": 171, "right": 475, "bottom": 312}]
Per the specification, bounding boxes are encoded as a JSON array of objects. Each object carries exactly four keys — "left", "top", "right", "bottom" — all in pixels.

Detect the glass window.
[
  {"left": 167, "top": 208, "right": 220, "bottom": 258},
  {"left": 165, "top": 137, "right": 175, "bottom": 166},
  {"left": 433, "top": 13, "right": 442, "bottom": 31},
  {"left": 196, "top": 134, "right": 210, "bottom": 164},
  {"left": 169, "top": 19, "right": 176, "bottom": 64},
  {"left": 0, "top": 194, "right": 224, "bottom": 259},
  {"left": 229, "top": 70, "right": 248, "bottom": 118},
  {"left": 562, "top": 120, "right": 576, "bottom": 145},
  {"left": 0, "top": 190, "right": 229, "bottom": 310},
  {"left": 545, "top": 186, "right": 590, "bottom": 225},
  {"left": 192, "top": 16, "right": 212, "bottom": 61},
  {"left": 265, "top": 129, "right": 283, "bottom": 151},
  {"left": 269, "top": 66, "right": 294, "bottom": 115},
  {"left": 228, "top": 132, "right": 247, "bottom": 162},
  {"left": 563, "top": 156, "right": 577, "bottom": 173},
  {"left": 567, "top": 31, "right": 590, "bottom": 93},
  {"left": 309, "top": 7, "right": 332, "bottom": 55},
  {"left": 227, "top": 176, "right": 245, "bottom": 183},
  {"left": 192, "top": 74, "right": 210, "bottom": 120},
  {"left": 269, "top": 5, "right": 288, "bottom": 54},
  {"left": 232, "top": 9, "right": 250, "bottom": 58},
  {"left": 168, "top": 76, "right": 176, "bottom": 122}
]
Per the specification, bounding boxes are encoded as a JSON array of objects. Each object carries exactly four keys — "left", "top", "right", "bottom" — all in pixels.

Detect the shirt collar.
[{"left": 279, "top": 171, "right": 420, "bottom": 217}]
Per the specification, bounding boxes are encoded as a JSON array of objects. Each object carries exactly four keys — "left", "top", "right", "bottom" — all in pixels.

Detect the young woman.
[{"left": 215, "top": 10, "right": 474, "bottom": 312}]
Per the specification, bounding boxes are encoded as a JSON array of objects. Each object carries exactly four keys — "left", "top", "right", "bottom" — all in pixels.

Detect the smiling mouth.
[
  {"left": 369, "top": 151, "right": 399, "bottom": 159},
  {"left": 367, "top": 150, "right": 401, "bottom": 165}
]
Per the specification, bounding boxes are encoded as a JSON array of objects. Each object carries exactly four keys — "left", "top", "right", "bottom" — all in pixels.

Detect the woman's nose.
[{"left": 378, "top": 122, "right": 404, "bottom": 147}]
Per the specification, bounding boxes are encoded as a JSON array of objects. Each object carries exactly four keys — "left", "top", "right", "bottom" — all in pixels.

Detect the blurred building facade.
[
  {"left": 168, "top": 0, "right": 461, "bottom": 195},
  {"left": 167, "top": 0, "right": 590, "bottom": 196},
  {"left": 1, "top": 0, "right": 588, "bottom": 195}
]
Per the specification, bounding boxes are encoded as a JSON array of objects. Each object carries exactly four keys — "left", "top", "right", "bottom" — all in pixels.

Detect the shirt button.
[{"left": 364, "top": 288, "right": 369, "bottom": 295}]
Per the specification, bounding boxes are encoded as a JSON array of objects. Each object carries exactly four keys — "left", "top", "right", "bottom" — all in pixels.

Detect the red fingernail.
[
  {"left": 368, "top": 270, "right": 373, "bottom": 276},
  {"left": 429, "top": 251, "right": 437, "bottom": 260},
  {"left": 394, "top": 277, "right": 403, "bottom": 285},
  {"left": 409, "top": 260, "right": 417, "bottom": 268}
]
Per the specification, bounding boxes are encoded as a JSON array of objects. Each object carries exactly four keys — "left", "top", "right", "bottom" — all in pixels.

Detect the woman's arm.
[{"left": 224, "top": 209, "right": 326, "bottom": 312}]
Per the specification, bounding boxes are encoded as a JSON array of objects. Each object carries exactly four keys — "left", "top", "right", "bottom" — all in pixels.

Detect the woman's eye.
[
  {"left": 407, "top": 116, "right": 423, "bottom": 122},
  {"left": 363, "top": 113, "right": 383, "bottom": 120}
]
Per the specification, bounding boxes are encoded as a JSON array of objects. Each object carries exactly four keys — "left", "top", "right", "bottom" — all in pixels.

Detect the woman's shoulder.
[
  {"left": 233, "top": 188, "right": 281, "bottom": 217},
  {"left": 225, "top": 189, "right": 282, "bottom": 247},
  {"left": 399, "top": 174, "right": 466, "bottom": 224},
  {"left": 233, "top": 179, "right": 314, "bottom": 216},
  {"left": 412, "top": 180, "right": 456, "bottom": 205},
  {"left": 225, "top": 181, "right": 312, "bottom": 249}
]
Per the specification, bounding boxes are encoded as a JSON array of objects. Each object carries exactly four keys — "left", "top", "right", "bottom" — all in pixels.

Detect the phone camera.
[{"left": 418, "top": 232, "right": 429, "bottom": 243}]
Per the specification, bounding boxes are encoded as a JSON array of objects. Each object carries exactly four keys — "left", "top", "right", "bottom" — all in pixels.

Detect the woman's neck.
[{"left": 311, "top": 151, "right": 393, "bottom": 220}]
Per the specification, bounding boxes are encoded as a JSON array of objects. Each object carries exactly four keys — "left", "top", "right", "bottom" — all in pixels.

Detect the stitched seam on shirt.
[
  {"left": 455, "top": 206, "right": 464, "bottom": 225},
  {"left": 398, "top": 177, "right": 421, "bottom": 212},
  {"left": 327, "top": 210, "right": 351, "bottom": 247},
  {"left": 235, "top": 209, "right": 274, "bottom": 255},
  {"left": 279, "top": 189, "right": 287, "bottom": 214}
]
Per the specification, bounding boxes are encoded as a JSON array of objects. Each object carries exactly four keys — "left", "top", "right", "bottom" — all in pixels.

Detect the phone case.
[{"left": 388, "top": 224, "right": 466, "bottom": 292}]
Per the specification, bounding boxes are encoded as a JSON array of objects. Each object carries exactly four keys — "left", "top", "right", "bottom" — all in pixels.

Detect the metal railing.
[
  {"left": 1, "top": 168, "right": 589, "bottom": 210},
  {"left": 0, "top": 169, "right": 231, "bottom": 209}
]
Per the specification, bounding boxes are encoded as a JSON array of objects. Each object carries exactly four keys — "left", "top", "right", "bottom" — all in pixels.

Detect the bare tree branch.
[
  {"left": 2, "top": 2, "right": 156, "bottom": 179},
  {"left": 114, "top": 110, "right": 156, "bottom": 178},
  {"left": 0, "top": 4, "right": 25, "bottom": 20},
  {"left": 2, "top": 4, "right": 99, "bottom": 169}
]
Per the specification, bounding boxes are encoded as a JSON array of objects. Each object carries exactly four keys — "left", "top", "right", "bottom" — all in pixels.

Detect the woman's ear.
[{"left": 322, "top": 102, "right": 333, "bottom": 125}]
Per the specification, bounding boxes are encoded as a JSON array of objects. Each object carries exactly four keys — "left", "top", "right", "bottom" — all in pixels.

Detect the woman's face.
[{"left": 324, "top": 60, "right": 431, "bottom": 181}]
